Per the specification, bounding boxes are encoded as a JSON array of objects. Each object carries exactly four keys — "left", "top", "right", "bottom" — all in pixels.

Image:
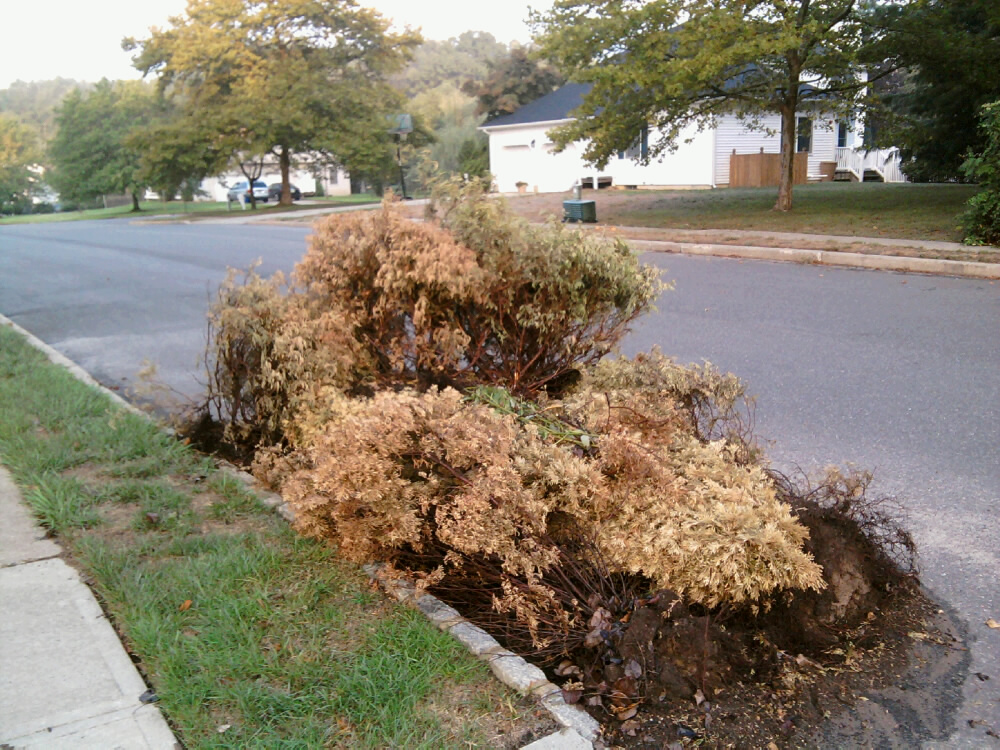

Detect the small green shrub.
[{"left": 961, "top": 100, "right": 1000, "bottom": 246}]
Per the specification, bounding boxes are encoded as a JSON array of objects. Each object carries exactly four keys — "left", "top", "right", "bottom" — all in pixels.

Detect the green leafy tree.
[
  {"left": 873, "top": 0, "right": 1000, "bottom": 182},
  {"left": 0, "top": 79, "right": 91, "bottom": 143},
  {"left": 126, "top": 0, "right": 420, "bottom": 207},
  {"left": 392, "top": 31, "right": 507, "bottom": 97},
  {"left": 465, "top": 46, "right": 565, "bottom": 121},
  {"left": 48, "top": 80, "right": 155, "bottom": 212},
  {"left": 531, "top": 0, "right": 903, "bottom": 211},
  {"left": 0, "top": 114, "right": 41, "bottom": 214},
  {"left": 960, "top": 101, "right": 1000, "bottom": 245}
]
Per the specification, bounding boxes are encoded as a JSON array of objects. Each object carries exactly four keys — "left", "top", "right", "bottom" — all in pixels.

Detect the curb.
[
  {"left": 362, "top": 563, "right": 602, "bottom": 745},
  {"left": 625, "top": 238, "right": 1000, "bottom": 279},
  {"left": 1, "top": 313, "right": 601, "bottom": 749}
]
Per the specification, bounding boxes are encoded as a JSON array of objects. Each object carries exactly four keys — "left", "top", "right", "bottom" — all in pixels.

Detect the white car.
[{"left": 227, "top": 180, "right": 268, "bottom": 203}]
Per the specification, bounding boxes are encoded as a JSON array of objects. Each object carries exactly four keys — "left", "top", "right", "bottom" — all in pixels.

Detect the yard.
[{"left": 499, "top": 182, "right": 977, "bottom": 243}]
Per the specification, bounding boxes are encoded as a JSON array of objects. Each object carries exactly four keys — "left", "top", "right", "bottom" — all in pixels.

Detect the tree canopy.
[
  {"left": 531, "top": 0, "right": 904, "bottom": 210},
  {"left": 126, "top": 0, "right": 420, "bottom": 206},
  {"left": 0, "top": 79, "right": 91, "bottom": 144},
  {"left": 48, "top": 79, "right": 155, "bottom": 211},
  {"left": 873, "top": 0, "right": 1000, "bottom": 182},
  {"left": 392, "top": 31, "right": 507, "bottom": 98},
  {"left": 465, "top": 46, "right": 565, "bottom": 122},
  {"left": 0, "top": 114, "right": 41, "bottom": 214}
]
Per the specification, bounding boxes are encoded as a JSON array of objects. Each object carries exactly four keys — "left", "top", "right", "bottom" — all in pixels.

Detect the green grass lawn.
[
  {"left": 0, "top": 194, "right": 381, "bottom": 225},
  {"left": 508, "top": 182, "right": 978, "bottom": 243},
  {"left": 604, "top": 183, "right": 977, "bottom": 241},
  {"left": 0, "top": 324, "right": 552, "bottom": 749}
]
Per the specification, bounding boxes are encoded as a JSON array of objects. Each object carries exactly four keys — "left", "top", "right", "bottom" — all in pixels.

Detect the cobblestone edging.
[{"left": 2, "top": 312, "right": 601, "bottom": 748}]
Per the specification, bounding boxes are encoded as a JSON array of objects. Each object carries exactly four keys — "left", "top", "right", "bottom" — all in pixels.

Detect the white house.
[{"left": 480, "top": 83, "right": 904, "bottom": 193}]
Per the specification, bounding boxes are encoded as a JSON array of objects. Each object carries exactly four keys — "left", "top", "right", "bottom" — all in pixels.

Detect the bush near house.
[
  {"left": 962, "top": 100, "right": 1000, "bottom": 246},
  {"left": 200, "top": 181, "right": 916, "bottom": 734}
]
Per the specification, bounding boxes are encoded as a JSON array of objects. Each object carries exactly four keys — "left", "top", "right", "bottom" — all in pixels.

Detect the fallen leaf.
[
  {"left": 986, "top": 619, "right": 1000, "bottom": 629},
  {"left": 675, "top": 723, "right": 700, "bottom": 739},
  {"left": 795, "top": 653, "right": 824, "bottom": 670},
  {"left": 179, "top": 599, "right": 193, "bottom": 612},
  {"left": 616, "top": 706, "right": 638, "bottom": 721},
  {"left": 555, "top": 660, "right": 583, "bottom": 678},
  {"left": 216, "top": 724, "right": 231, "bottom": 733},
  {"left": 621, "top": 718, "right": 640, "bottom": 735},
  {"left": 585, "top": 695, "right": 604, "bottom": 707},
  {"left": 589, "top": 607, "right": 613, "bottom": 631},
  {"left": 584, "top": 628, "right": 604, "bottom": 648},
  {"left": 908, "top": 631, "right": 929, "bottom": 640},
  {"left": 624, "top": 659, "right": 642, "bottom": 679},
  {"left": 694, "top": 688, "right": 705, "bottom": 706},
  {"left": 561, "top": 688, "right": 583, "bottom": 705}
]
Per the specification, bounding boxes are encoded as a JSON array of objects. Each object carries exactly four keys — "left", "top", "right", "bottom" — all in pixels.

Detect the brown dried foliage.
[
  {"left": 280, "top": 352, "right": 825, "bottom": 652},
  {"left": 202, "top": 187, "right": 911, "bottom": 667}
]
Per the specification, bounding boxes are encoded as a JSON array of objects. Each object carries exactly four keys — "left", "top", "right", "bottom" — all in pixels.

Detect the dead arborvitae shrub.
[
  {"left": 204, "top": 266, "right": 369, "bottom": 448},
  {"left": 429, "top": 179, "right": 666, "bottom": 394},
  {"left": 205, "top": 191, "right": 662, "bottom": 452},
  {"left": 298, "top": 205, "right": 486, "bottom": 389},
  {"left": 281, "top": 379, "right": 824, "bottom": 653}
]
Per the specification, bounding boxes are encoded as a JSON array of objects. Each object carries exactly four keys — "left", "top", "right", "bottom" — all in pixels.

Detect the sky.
[{"left": 0, "top": 0, "right": 554, "bottom": 89}]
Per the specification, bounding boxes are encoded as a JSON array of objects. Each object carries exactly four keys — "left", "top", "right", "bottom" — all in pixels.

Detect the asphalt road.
[{"left": 1, "top": 218, "right": 998, "bottom": 747}]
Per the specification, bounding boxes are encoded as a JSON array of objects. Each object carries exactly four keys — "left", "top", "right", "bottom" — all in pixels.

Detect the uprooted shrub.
[
  {"left": 201, "top": 184, "right": 917, "bottom": 714},
  {"left": 203, "top": 181, "right": 665, "bottom": 451},
  {"left": 276, "top": 354, "right": 824, "bottom": 647}
]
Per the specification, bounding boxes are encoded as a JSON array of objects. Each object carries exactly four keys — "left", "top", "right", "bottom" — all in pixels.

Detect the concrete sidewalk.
[{"left": 0, "top": 468, "right": 178, "bottom": 749}]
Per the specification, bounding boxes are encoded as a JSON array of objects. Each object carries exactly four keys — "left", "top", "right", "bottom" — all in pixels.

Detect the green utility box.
[{"left": 562, "top": 199, "right": 597, "bottom": 223}]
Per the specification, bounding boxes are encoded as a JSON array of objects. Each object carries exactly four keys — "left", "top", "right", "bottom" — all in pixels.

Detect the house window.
[
  {"left": 837, "top": 121, "right": 849, "bottom": 149},
  {"left": 796, "top": 117, "right": 813, "bottom": 153},
  {"left": 621, "top": 125, "right": 649, "bottom": 160}
]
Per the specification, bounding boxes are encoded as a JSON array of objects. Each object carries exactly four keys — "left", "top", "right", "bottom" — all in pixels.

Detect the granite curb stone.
[{"left": 626, "top": 238, "right": 1000, "bottom": 279}]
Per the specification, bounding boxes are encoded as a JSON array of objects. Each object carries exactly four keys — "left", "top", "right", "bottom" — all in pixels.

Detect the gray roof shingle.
[{"left": 481, "top": 83, "right": 593, "bottom": 128}]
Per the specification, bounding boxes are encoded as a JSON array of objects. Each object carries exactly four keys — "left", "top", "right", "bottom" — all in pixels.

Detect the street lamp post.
[{"left": 388, "top": 114, "right": 413, "bottom": 200}]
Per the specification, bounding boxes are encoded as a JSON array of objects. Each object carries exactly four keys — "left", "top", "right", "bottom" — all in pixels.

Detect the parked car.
[
  {"left": 227, "top": 180, "right": 268, "bottom": 203},
  {"left": 267, "top": 183, "right": 301, "bottom": 201}
]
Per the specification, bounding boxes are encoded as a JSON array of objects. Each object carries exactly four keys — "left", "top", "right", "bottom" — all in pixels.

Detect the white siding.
[
  {"left": 485, "top": 120, "right": 714, "bottom": 193},
  {"left": 713, "top": 112, "right": 844, "bottom": 186}
]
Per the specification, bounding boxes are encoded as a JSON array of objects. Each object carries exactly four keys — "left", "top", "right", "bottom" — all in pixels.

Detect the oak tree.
[
  {"left": 531, "top": 0, "right": 904, "bottom": 210},
  {"left": 48, "top": 80, "right": 155, "bottom": 211},
  {"left": 126, "top": 0, "right": 420, "bottom": 206},
  {"left": 0, "top": 114, "right": 41, "bottom": 214}
]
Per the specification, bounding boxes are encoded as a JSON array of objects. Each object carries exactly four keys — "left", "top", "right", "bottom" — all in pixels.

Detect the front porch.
[{"left": 835, "top": 147, "right": 907, "bottom": 183}]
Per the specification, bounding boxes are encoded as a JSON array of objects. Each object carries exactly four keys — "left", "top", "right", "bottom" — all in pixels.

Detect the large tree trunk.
[
  {"left": 279, "top": 146, "right": 292, "bottom": 206},
  {"left": 775, "top": 104, "right": 797, "bottom": 212},
  {"left": 130, "top": 191, "right": 141, "bottom": 212}
]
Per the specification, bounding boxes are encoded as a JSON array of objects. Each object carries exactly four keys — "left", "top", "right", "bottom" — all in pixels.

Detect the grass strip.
[
  {"left": 0, "top": 324, "right": 551, "bottom": 749},
  {"left": 0, "top": 194, "right": 381, "bottom": 225}
]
